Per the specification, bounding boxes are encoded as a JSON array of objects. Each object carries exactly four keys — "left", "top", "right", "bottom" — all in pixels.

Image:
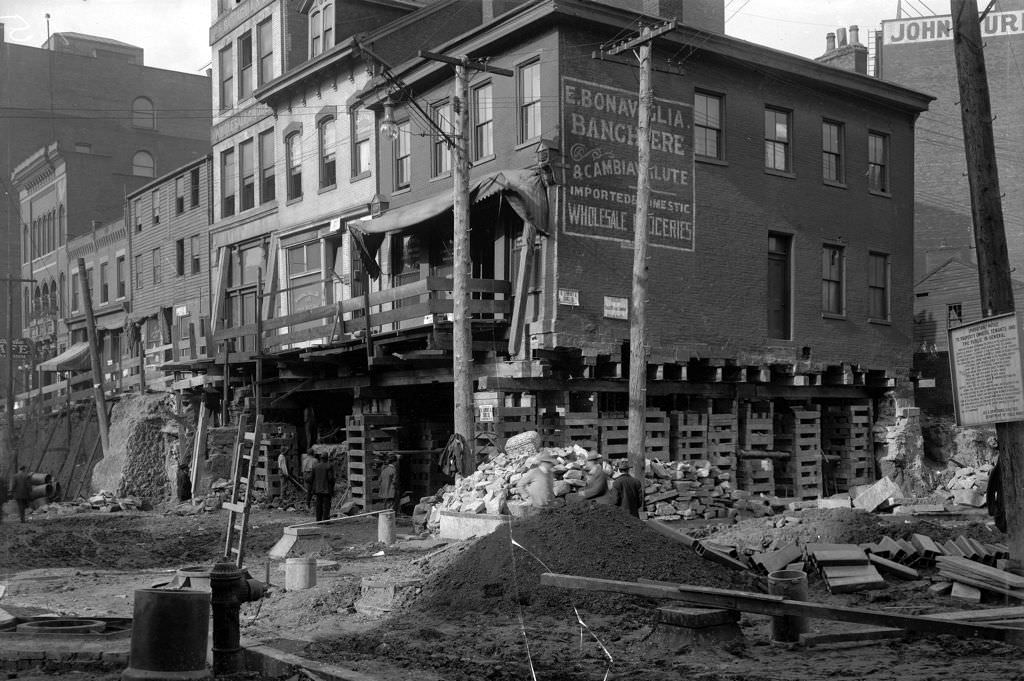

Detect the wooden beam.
[{"left": 538, "top": 573, "right": 1024, "bottom": 645}]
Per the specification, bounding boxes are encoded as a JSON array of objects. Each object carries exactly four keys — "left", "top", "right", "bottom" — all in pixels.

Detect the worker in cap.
[
  {"left": 378, "top": 454, "right": 400, "bottom": 515},
  {"left": 612, "top": 458, "right": 645, "bottom": 518},
  {"left": 516, "top": 452, "right": 557, "bottom": 510},
  {"left": 578, "top": 450, "right": 613, "bottom": 504}
]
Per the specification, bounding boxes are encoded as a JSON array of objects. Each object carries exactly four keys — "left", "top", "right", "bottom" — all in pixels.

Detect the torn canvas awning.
[
  {"left": 350, "top": 168, "right": 549, "bottom": 277},
  {"left": 37, "top": 341, "right": 92, "bottom": 372}
]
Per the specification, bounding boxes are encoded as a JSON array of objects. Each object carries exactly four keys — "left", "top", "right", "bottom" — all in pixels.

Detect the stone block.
[
  {"left": 952, "top": 489, "right": 986, "bottom": 507},
  {"left": 853, "top": 476, "right": 902, "bottom": 512}
]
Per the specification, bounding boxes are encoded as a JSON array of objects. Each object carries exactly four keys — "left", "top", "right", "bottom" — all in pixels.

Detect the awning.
[
  {"left": 38, "top": 342, "right": 92, "bottom": 372},
  {"left": 350, "top": 168, "right": 549, "bottom": 277}
]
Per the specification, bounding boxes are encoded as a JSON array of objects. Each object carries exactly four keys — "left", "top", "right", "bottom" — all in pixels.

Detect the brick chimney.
[
  {"left": 591, "top": 0, "right": 725, "bottom": 34},
  {"left": 815, "top": 24, "right": 868, "bottom": 75}
]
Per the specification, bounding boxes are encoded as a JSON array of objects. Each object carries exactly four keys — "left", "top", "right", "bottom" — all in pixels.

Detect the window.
[
  {"left": 179, "top": 315, "right": 191, "bottom": 341},
  {"left": 257, "top": 19, "right": 273, "bottom": 86},
  {"left": 74, "top": 142, "right": 92, "bottom": 153},
  {"left": 311, "top": 10, "right": 322, "bottom": 57},
  {"left": 948, "top": 303, "right": 963, "bottom": 327},
  {"left": 822, "top": 245, "right": 845, "bottom": 316},
  {"left": 473, "top": 83, "right": 493, "bottom": 160},
  {"left": 259, "top": 129, "right": 275, "bottom": 202},
  {"left": 431, "top": 100, "right": 452, "bottom": 176},
  {"left": 517, "top": 59, "right": 541, "bottom": 143},
  {"left": 133, "top": 198, "right": 143, "bottom": 232},
  {"left": 151, "top": 189, "right": 160, "bottom": 224},
  {"left": 393, "top": 120, "right": 411, "bottom": 190},
  {"left": 239, "top": 138, "right": 255, "bottom": 210},
  {"left": 132, "top": 97, "right": 154, "bottom": 129},
  {"left": 132, "top": 151, "right": 154, "bottom": 177},
  {"left": 868, "top": 252, "right": 890, "bottom": 320},
  {"left": 822, "top": 120, "right": 844, "bottom": 183},
  {"left": 175, "top": 175, "right": 186, "bottom": 214},
  {"left": 219, "top": 45, "right": 233, "bottom": 111},
  {"left": 134, "top": 254, "right": 143, "bottom": 289},
  {"left": 99, "top": 262, "right": 109, "bottom": 303},
  {"left": 238, "top": 32, "right": 253, "bottom": 100},
  {"left": 764, "top": 107, "right": 791, "bottom": 172},
  {"left": 86, "top": 268, "right": 94, "bottom": 302},
  {"left": 287, "top": 242, "right": 323, "bottom": 312},
  {"left": 286, "top": 132, "right": 302, "bottom": 199},
  {"left": 176, "top": 239, "right": 186, "bottom": 276},
  {"left": 350, "top": 109, "right": 371, "bottom": 177},
  {"left": 221, "top": 148, "right": 236, "bottom": 217},
  {"left": 58, "top": 205, "right": 64, "bottom": 244},
  {"left": 71, "top": 272, "right": 79, "bottom": 312},
  {"left": 323, "top": 3, "right": 333, "bottom": 53},
  {"left": 868, "top": 132, "right": 889, "bottom": 193},
  {"left": 767, "top": 233, "right": 791, "bottom": 340},
  {"left": 694, "top": 91, "right": 722, "bottom": 160},
  {"left": 318, "top": 117, "right": 336, "bottom": 188},
  {"left": 190, "top": 167, "right": 200, "bottom": 207},
  {"left": 190, "top": 235, "right": 201, "bottom": 274},
  {"left": 152, "top": 247, "right": 162, "bottom": 284},
  {"left": 116, "top": 256, "right": 126, "bottom": 298}
]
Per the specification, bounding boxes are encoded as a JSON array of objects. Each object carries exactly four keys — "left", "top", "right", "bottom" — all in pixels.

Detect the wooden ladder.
[{"left": 222, "top": 412, "right": 263, "bottom": 568}]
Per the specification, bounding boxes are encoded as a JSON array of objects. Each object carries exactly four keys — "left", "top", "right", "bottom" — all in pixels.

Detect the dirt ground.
[{"left": 3, "top": 505, "right": 1024, "bottom": 681}]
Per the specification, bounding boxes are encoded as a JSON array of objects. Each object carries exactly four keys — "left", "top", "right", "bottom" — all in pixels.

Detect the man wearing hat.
[
  {"left": 516, "top": 453, "right": 556, "bottom": 510},
  {"left": 612, "top": 459, "right": 645, "bottom": 518},
  {"left": 579, "top": 451, "right": 612, "bottom": 504},
  {"left": 378, "top": 454, "right": 400, "bottom": 514}
]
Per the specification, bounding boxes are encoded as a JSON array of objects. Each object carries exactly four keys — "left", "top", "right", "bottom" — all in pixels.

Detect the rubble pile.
[
  {"left": 642, "top": 458, "right": 770, "bottom": 520},
  {"left": 943, "top": 464, "right": 991, "bottom": 508}
]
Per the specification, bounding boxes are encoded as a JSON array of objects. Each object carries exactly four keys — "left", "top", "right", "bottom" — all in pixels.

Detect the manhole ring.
[{"left": 16, "top": 618, "right": 107, "bottom": 634}]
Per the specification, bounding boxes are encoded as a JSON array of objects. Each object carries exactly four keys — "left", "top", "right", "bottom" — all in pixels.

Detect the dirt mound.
[{"left": 412, "top": 503, "right": 753, "bottom": 615}]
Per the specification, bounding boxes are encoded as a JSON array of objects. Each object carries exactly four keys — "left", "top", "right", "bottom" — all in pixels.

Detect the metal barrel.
[{"left": 122, "top": 588, "right": 210, "bottom": 681}]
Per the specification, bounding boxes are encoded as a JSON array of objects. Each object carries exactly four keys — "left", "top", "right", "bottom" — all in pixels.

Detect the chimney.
[
  {"left": 826, "top": 32, "right": 836, "bottom": 51},
  {"left": 816, "top": 27, "right": 869, "bottom": 75},
  {"left": 849, "top": 25, "right": 860, "bottom": 44},
  {"left": 836, "top": 27, "right": 847, "bottom": 46}
]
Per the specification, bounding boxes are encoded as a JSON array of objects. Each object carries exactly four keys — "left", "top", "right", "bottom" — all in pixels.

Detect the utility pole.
[
  {"left": 951, "top": 0, "right": 1024, "bottom": 561},
  {"left": 77, "top": 258, "right": 109, "bottom": 457},
  {"left": 419, "top": 50, "right": 512, "bottom": 474},
  {"left": 606, "top": 21, "right": 675, "bottom": 479},
  {"left": 3, "top": 276, "right": 35, "bottom": 474}
]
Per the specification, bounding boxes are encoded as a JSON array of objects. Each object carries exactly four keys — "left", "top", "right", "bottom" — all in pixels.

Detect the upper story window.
[
  {"left": 517, "top": 59, "right": 541, "bottom": 143},
  {"left": 868, "top": 252, "right": 890, "bottom": 321},
  {"left": 175, "top": 175, "right": 187, "bottom": 214},
  {"left": 351, "top": 109, "right": 371, "bottom": 178},
  {"left": 219, "top": 45, "right": 234, "bottom": 111},
  {"left": 190, "top": 167, "right": 201, "bottom": 207},
  {"left": 309, "top": 2, "right": 333, "bottom": 58},
  {"left": 152, "top": 247, "right": 162, "bottom": 285},
  {"left": 822, "top": 120, "right": 844, "bottom": 184},
  {"left": 431, "top": 100, "right": 452, "bottom": 177},
  {"left": 116, "top": 255, "right": 126, "bottom": 298},
  {"left": 152, "top": 189, "right": 161, "bottom": 224},
  {"left": 259, "top": 128, "right": 276, "bottom": 202},
  {"left": 393, "top": 120, "right": 411, "bottom": 190},
  {"left": 473, "top": 83, "right": 493, "bottom": 160},
  {"left": 286, "top": 132, "right": 302, "bottom": 200},
  {"left": 821, "top": 244, "right": 845, "bottom": 316},
  {"left": 133, "top": 198, "right": 142, "bottom": 231},
  {"left": 694, "top": 91, "right": 723, "bottom": 160},
  {"left": 948, "top": 303, "right": 963, "bottom": 327},
  {"left": 222, "top": 148, "right": 236, "bottom": 217},
  {"left": 132, "top": 150, "right": 154, "bottom": 177},
  {"left": 99, "top": 262, "right": 109, "bottom": 303},
  {"left": 134, "top": 254, "right": 143, "bottom": 290},
  {"left": 764, "top": 107, "right": 791, "bottom": 173},
  {"left": 257, "top": 19, "right": 274, "bottom": 86},
  {"left": 238, "top": 32, "right": 253, "bottom": 101},
  {"left": 132, "top": 97, "right": 154, "bottom": 129},
  {"left": 868, "top": 131, "right": 889, "bottom": 193},
  {"left": 190, "top": 235, "right": 202, "bottom": 275},
  {"left": 318, "top": 117, "right": 337, "bottom": 188},
  {"left": 239, "top": 138, "right": 255, "bottom": 210}
]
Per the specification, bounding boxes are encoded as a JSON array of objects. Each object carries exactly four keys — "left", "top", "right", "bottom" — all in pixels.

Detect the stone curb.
[{"left": 241, "top": 638, "right": 384, "bottom": 681}]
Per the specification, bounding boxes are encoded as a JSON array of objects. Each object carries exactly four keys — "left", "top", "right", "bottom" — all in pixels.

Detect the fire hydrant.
[{"left": 210, "top": 561, "right": 267, "bottom": 676}]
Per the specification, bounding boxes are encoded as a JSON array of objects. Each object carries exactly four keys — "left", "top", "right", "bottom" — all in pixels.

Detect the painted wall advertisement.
[
  {"left": 562, "top": 77, "right": 694, "bottom": 251},
  {"left": 882, "top": 10, "right": 1024, "bottom": 45},
  {"left": 948, "top": 313, "right": 1024, "bottom": 426}
]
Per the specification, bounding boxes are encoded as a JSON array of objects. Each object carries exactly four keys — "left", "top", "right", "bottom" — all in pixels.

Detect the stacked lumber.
[
  {"left": 736, "top": 456, "right": 774, "bottom": 495},
  {"left": 539, "top": 412, "right": 598, "bottom": 451},
  {"left": 669, "top": 411, "right": 708, "bottom": 462},
  {"left": 774, "top": 406, "right": 823, "bottom": 500},
  {"left": 706, "top": 412, "right": 738, "bottom": 472},
  {"left": 936, "top": 556, "right": 1024, "bottom": 600},
  {"left": 806, "top": 543, "right": 886, "bottom": 593},
  {"left": 821, "top": 403, "right": 874, "bottom": 492},
  {"left": 738, "top": 401, "right": 773, "bottom": 450}
]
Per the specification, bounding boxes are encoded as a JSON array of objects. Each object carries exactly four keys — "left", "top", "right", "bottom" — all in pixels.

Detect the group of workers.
[{"left": 515, "top": 450, "right": 645, "bottom": 517}]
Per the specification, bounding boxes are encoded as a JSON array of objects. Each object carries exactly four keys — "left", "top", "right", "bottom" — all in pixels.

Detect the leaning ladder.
[{"left": 223, "top": 413, "right": 264, "bottom": 568}]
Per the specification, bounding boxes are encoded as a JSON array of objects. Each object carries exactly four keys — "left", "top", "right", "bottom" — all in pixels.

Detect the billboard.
[
  {"left": 561, "top": 77, "right": 694, "bottom": 251},
  {"left": 883, "top": 10, "right": 1024, "bottom": 45}
]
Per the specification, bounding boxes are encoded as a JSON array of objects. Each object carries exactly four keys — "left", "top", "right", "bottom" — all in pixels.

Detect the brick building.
[
  {"left": 2, "top": 30, "right": 210, "bottom": 400},
  {"left": 194, "top": 0, "right": 930, "bottom": 506}
]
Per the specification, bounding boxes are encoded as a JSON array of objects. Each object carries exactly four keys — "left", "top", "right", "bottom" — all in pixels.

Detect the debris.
[
  {"left": 807, "top": 544, "right": 887, "bottom": 594},
  {"left": 868, "top": 553, "right": 920, "bottom": 580},
  {"left": 950, "top": 581, "right": 982, "bottom": 603},
  {"left": 852, "top": 476, "right": 902, "bottom": 512}
]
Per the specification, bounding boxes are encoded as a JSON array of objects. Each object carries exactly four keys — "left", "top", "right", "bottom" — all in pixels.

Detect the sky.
[{"left": 0, "top": 0, "right": 952, "bottom": 74}]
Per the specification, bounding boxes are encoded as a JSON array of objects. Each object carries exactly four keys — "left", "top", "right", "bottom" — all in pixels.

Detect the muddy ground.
[{"left": 2, "top": 505, "right": 1024, "bottom": 681}]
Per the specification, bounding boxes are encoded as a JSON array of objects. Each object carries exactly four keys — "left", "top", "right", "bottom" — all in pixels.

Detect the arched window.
[
  {"left": 318, "top": 116, "right": 336, "bottom": 188},
  {"left": 59, "top": 273, "right": 66, "bottom": 316},
  {"left": 58, "top": 205, "right": 65, "bottom": 245},
  {"left": 132, "top": 97, "right": 155, "bottom": 129},
  {"left": 41, "top": 282, "right": 49, "bottom": 314},
  {"left": 49, "top": 277, "right": 57, "bottom": 313},
  {"left": 22, "top": 224, "right": 28, "bottom": 263},
  {"left": 33, "top": 285, "right": 42, "bottom": 316},
  {"left": 23, "top": 288, "right": 30, "bottom": 324},
  {"left": 285, "top": 132, "right": 302, "bottom": 199},
  {"left": 132, "top": 150, "right": 155, "bottom": 177}
]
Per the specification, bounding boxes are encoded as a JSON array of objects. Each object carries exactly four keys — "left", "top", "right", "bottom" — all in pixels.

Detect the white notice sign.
[
  {"left": 948, "top": 313, "right": 1024, "bottom": 426},
  {"left": 603, "top": 296, "right": 628, "bottom": 320}
]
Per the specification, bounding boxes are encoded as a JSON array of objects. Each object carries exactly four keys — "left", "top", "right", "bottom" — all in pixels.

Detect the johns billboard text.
[{"left": 561, "top": 77, "right": 694, "bottom": 252}]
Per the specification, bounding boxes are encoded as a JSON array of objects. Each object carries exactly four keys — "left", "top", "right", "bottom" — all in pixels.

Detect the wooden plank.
[
  {"left": 813, "top": 549, "right": 870, "bottom": 565},
  {"left": 541, "top": 574, "right": 1024, "bottom": 645},
  {"left": 869, "top": 553, "right": 920, "bottom": 579},
  {"left": 936, "top": 556, "right": 1024, "bottom": 589},
  {"left": 800, "top": 627, "right": 904, "bottom": 646},
  {"left": 645, "top": 520, "right": 698, "bottom": 549},
  {"left": 926, "top": 606, "right": 1024, "bottom": 622}
]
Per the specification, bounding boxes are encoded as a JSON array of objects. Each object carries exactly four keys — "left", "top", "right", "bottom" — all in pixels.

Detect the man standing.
[
  {"left": 301, "top": 449, "right": 318, "bottom": 508},
  {"left": 579, "top": 451, "right": 613, "bottom": 504},
  {"left": 11, "top": 466, "right": 32, "bottom": 523},
  {"left": 516, "top": 453, "right": 557, "bottom": 510},
  {"left": 308, "top": 453, "right": 335, "bottom": 522},
  {"left": 612, "top": 459, "right": 645, "bottom": 518},
  {"left": 378, "top": 454, "right": 400, "bottom": 514}
]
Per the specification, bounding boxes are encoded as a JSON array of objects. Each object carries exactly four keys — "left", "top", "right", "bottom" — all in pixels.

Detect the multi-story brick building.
[
  {"left": 198, "top": 0, "right": 930, "bottom": 505},
  {"left": 4, "top": 30, "right": 210, "bottom": 400}
]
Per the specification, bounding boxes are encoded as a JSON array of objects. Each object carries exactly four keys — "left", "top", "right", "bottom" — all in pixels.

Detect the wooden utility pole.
[
  {"left": 419, "top": 50, "right": 512, "bottom": 473},
  {"left": 607, "top": 21, "right": 675, "bottom": 479},
  {"left": 951, "top": 0, "right": 1024, "bottom": 561},
  {"left": 77, "top": 258, "right": 109, "bottom": 457},
  {"left": 3, "top": 276, "right": 35, "bottom": 474}
]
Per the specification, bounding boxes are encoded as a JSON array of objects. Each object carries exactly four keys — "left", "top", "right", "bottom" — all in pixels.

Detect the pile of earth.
[{"left": 411, "top": 503, "right": 755, "bottom": 615}]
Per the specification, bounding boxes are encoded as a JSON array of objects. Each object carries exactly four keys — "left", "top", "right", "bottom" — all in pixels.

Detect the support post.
[
  {"left": 76, "top": 258, "right": 110, "bottom": 457},
  {"left": 952, "top": 0, "right": 1024, "bottom": 560},
  {"left": 452, "top": 59, "right": 474, "bottom": 473}
]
